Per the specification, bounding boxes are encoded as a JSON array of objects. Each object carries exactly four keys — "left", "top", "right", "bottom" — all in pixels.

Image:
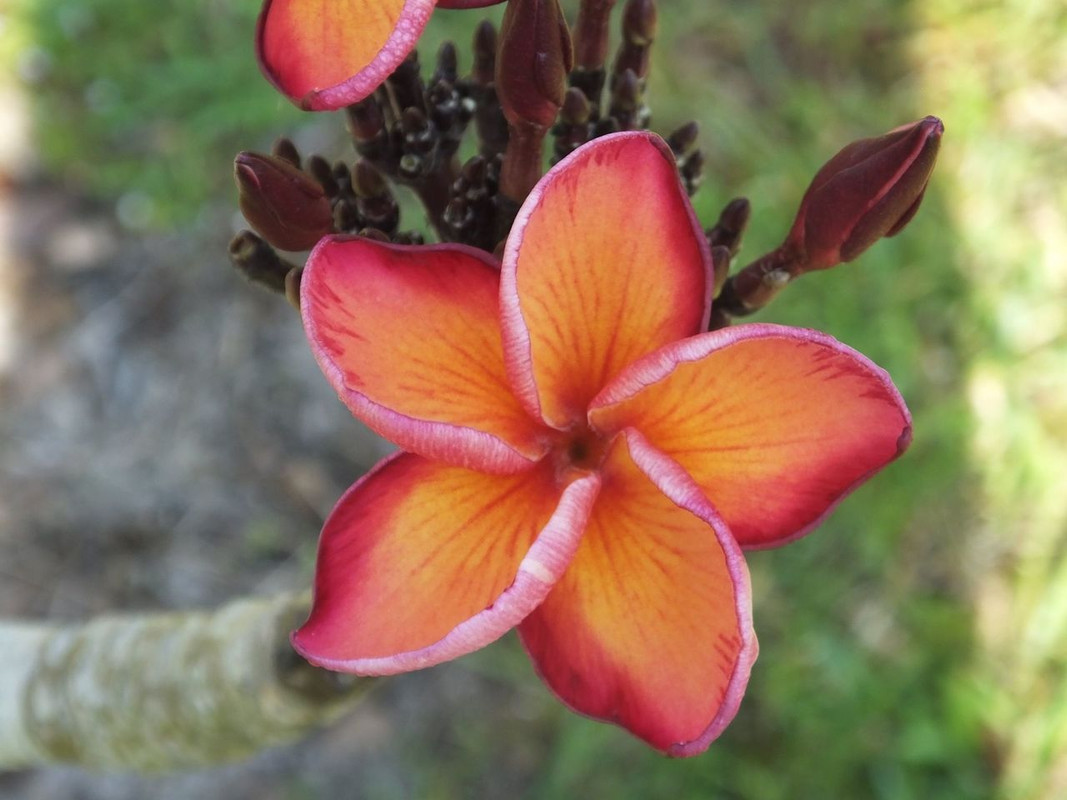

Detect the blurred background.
[{"left": 0, "top": 0, "right": 1064, "bottom": 797}]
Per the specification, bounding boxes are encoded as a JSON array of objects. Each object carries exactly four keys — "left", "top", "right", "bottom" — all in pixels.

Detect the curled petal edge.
[
  {"left": 256, "top": 0, "right": 436, "bottom": 111},
  {"left": 437, "top": 0, "right": 505, "bottom": 7},
  {"left": 618, "top": 428, "right": 759, "bottom": 755},
  {"left": 291, "top": 465, "right": 602, "bottom": 675}
]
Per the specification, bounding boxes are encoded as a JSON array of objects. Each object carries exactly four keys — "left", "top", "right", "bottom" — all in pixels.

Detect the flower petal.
[
  {"left": 302, "top": 236, "right": 549, "bottom": 473},
  {"left": 293, "top": 453, "right": 601, "bottom": 674},
  {"left": 589, "top": 323, "right": 912, "bottom": 549},
  {"left": 501, "top": 131, "right": 712, "bottom": 430},
  {"left": 256, "top": 0, "right": 434, "bottom": 111},
  {"left": 519, "top": 431, "right": 756, "bottom": 755}
]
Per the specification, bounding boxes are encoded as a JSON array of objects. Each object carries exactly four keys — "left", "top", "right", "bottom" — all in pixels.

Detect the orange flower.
[
  {"left": 293, "top": 132, "right": 911, "bottom": 753},
  {"left": 256, "top": 0, "right": 504, "bottom": 110}
]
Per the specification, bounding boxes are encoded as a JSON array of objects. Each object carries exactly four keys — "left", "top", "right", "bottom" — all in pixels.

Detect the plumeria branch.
[{"left": 0, "top": 592, "right": 371, "bottom": 771}]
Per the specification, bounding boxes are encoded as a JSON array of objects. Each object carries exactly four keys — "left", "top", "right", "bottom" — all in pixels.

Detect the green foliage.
[{"left": 7, "top": 0, "right": 310, "bottom": 225}]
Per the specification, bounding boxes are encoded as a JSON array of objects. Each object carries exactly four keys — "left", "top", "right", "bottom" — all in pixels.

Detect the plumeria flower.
[
  {"left": 293, "top": 131, "right": 911, "bottom": 754},
  {"left": 257, "top": 0, "right": 503, "bottom": 110}
]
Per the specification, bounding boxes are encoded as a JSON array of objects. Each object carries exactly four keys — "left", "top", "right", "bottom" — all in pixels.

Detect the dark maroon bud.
[
  {"left": 497, "top": 0, "right": 573, "bottom": 130},
  {"left": 472, "top": 21, "right": 497, "bottom": 86},
  {"left": 707, "top": 197, "right": 751, "bottom": 256},
  {"left": 560, "top": 87, "right": 592, "bottom": 126},
  {"left": 666, "top": 121, "right": 699, "bottom": 157},
  {"left": 332, "top": 197, "right": 361, "bottom": 233},
  {"left": 346, "top": 97, "right": 385, "bottom": 143},
  {"left": 784, "top": 116, "right": 943, "bottom": 271},
  {"left": 352, "top": 160, "right": 388, "bottom": 199},
  {"left": 434, "top": 41, "right": 459, "bottom": 86},
  {"left": 306, "top": 155, "right": 340, "bottom": 198},
  {"left": 357, "top": 228, "right": 390, "bottom": 243},
  {"left": 228, "top": 230, "right": 296, "bottom": 294},
  {"left": 234, "top": 152, "right": 333, "bottom": 251},
  {"left": 710, "top": 245, "right": 731, "bottom": 295},
  {"left": 613, "top": 0, "right": 657, "bottom": 80},
  {"left": 271, "top": 137, "right": 301, "bottom": 169},
  {"left": 622, "top": 0, "right": 657, "bottom": 47}
]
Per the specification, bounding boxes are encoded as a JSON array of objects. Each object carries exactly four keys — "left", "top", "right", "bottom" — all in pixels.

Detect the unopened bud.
[
  {"left": 229, "top": 230, "right": 296, "bottom": 294},
  {"left": 613, "top": 0, "right": 657, "bottom": 80},
  {"left": 333, "top": 196, "right": 361, "bottom": 233},
  {"left": 497, "top": 0, "right": 574, "bottom": 130},
  {"left": 283, "top": 266, "right": 302, "bottom": 311},
  {"left": 346, "top": 97, "right": 385, "bottom": 143},
  {"left": 271, "top": 137, "right": 301, "bottom": 169},
  {"left": 306, "top": 155, "right": 340, "bottom": 198},
  {"left": 473, "top": 21, "right": 498, "bottom": 86},
  {"left": 679, "top": 149, "right": 704, "bottom": 196},
  {"left": 352, "top": 160, "right": 388, "bottom": 199},
  {"left": 234, "top": 152, "right": 333, "bottom": 251},
  {"left": 666, "top": 121, "right": 699, "bottom": 157},
  {"left": 785, "top": 116, "right": 943, "bottom": 271},
  {"left": 710, "top": 245, "right": 731, "bottom": 295},
  {"left": 434, "top": 41, "right": 459, "bottom": 85},
  {"left": 707, "top": 197, "right": 751, "bottom": 256},
  {"left": 560, "top": 87, "right": 592, "bottom": 126},
  {"left": 357, "top": 228, "right": 391, "bottom": 243},
  {"left": 622, "top": 0, "right": 657, "bottom": 47}
]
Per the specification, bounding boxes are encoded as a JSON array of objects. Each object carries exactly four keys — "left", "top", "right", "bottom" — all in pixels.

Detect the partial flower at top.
[
  {"left": 257, "top": 0, "right": 505, "bottom": 110},
  {"left": 293, "top": 131, "right": 912, "bottom": 753}
]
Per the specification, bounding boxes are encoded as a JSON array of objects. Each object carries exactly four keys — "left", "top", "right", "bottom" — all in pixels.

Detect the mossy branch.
[{"left": 0, "top": 592, "right": 373, "bottom": 772}]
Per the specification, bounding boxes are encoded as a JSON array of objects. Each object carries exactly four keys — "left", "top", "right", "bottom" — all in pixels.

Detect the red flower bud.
[
  {"left": 784, "top": 116, "right": 943, "bottom": 271},
  {"left": 234, "top": 152, "right": 333, "bottom": 251},
  {"left": 496, "top": 0, "right": 574, "bottom": 130}
]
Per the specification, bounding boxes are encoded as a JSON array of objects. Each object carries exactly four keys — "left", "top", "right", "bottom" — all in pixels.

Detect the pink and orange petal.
[
  {"left": 520, "top": 433, "right": 756, "bottom": 755},
  {"left": 501, "top": 131, "right": 712, "bottom": 429},
  {"left": 257, "top": 0, "right": 507, "bottom": 110},
  {"left": 302, "top": 237, "right": 549, "bottom": 473},
  {"left": 590, "top": 324, "right": 912, "bottom": 549},
  {"left": 257, "top": 0, "right": 431, "bottom": 110},
  {"left": 293, "top": 453, "right": 600, "bottom": 674}
]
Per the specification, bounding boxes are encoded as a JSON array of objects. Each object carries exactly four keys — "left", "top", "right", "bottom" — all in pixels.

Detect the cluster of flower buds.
[
  {"left": 236, "top": 0, "right": 939, "bottom": 329},
  {"left": 230, "top": 135, "right": 424, "bottom": 302},
  {"left": 553, "top": 0, "right": 661, "bottom": 151}
]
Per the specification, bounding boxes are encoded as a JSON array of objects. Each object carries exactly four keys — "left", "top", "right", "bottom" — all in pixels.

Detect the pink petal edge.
[
  {"left": 302, "top": 235, "right": 546, "bottom": 475},
  {"left": 291, "top": 463, "right": 602, "bottom": 675},
  {"left": 590, "top": 323, "right": 913, "bottom": 551},
  {"left": 621, "top": 428, "right": 759, "bottom": 755},
  {"left": 499, "top": 130, "right": 713, "bottom": 429},
  {"left": 517, "top": 430, "right": 758, "bottom": 756},
  {"left": 256, "top": 0, "right": 436, "bottom": 111},
  {"left": 437, "top": 0, "right": 504, "bottom": 7}
]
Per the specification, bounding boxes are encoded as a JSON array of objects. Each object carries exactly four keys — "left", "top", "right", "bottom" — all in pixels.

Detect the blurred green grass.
[{"left": 4, "top": 0, "right": 1065, "bottom": 797}]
